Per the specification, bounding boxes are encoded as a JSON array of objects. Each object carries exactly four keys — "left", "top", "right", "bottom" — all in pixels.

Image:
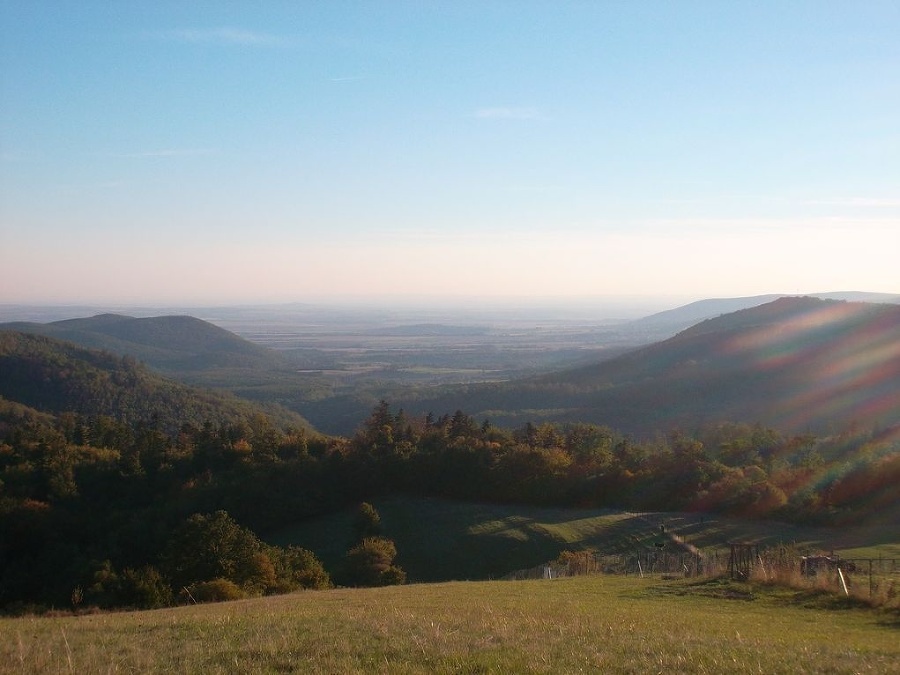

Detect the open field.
[
  {"left": 2, "top": 575, "right": 897, "bottom": 674},
  {"left": 269, "top": 497, "right": 900, "bottom": 583}
]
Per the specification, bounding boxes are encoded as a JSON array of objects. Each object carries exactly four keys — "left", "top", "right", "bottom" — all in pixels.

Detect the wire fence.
[
  {"left": 503, "top": 548, "right": 899, "bottom": 605},
  {"left": 503, "top": 550, "right": 726, "bottom": 580}
]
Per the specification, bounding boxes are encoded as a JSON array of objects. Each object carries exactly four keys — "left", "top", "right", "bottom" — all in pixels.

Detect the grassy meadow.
[
  {"left": 4, "top": 497, "right": 897, "bottom": 673},
  {"left": 269, "top": 497, "right": 900, "bottom": 583},
  {"left": 2, "top": 575, "right": 898, "bottom": 674}
]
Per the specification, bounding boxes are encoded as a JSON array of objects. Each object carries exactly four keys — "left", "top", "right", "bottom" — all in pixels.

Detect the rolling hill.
[
  {"left": 5, "top": 297, "right": 898, "bottom": 438},
  {"left": 0, "top": 330, "right": 311, "bottom": 431},
  {"left": 0, "top": 312, "right": 335, "bottom": 410},
  {"left": 0, "top": 313, "right": 290, "bottom": 374},
  {"left": 389, "top": 297, "right": 900, "bottom": 436}
]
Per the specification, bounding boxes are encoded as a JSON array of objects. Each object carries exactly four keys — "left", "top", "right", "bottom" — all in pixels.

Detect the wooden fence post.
[{"left": 837, "top": 568, "right": 849, "bottom": 596}]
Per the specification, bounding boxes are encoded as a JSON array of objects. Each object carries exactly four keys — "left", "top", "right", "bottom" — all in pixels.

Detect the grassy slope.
[
  {"left": 267, "top": 497, "right": 900, "bottom": 583},
  {"left": 2, "top": 576, "right": 897, "bottom": 674}
]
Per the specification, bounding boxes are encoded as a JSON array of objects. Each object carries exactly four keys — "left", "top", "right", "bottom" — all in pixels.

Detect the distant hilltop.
[{"left": 628, "top": 291, "right": 900, "bottom": 335}]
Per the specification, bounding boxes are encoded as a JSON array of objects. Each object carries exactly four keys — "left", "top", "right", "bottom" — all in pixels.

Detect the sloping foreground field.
[{"left": 2, "top": 576, "right": 897, "bottom": 674}]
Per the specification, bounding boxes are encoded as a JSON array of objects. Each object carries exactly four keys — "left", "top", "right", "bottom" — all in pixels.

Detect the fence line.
[
  {"left": 504, "top": 549, "right": 899, "bottom": 603},
  {"left": 503, "top": 550, "right": 728, "bottom": 581}
]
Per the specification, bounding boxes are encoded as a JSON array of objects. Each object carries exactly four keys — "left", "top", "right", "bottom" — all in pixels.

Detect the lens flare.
[{"left": 717, "top": 301, "right": 900, "bottom": 432}]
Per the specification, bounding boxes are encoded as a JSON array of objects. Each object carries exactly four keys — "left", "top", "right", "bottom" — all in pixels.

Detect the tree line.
[{"left": 1, "top": 396, "right": 897, "bottom": 611}]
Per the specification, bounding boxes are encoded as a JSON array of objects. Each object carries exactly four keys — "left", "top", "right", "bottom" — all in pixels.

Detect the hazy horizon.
[
  {"left": 0, "top": 292, "right": 689, "bottom": 322},
  {"left": 4, "top": 290, "right": 900, "bottom": 329},
  {"left": 3, "top": 2, "right": 898, "bottom": 305}
]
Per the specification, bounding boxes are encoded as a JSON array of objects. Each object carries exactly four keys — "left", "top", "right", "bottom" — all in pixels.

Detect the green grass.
[
  {"left": 2, "top": 575, "right": 897, "bottom": 674},
  {"left": 269, "top": 499, "right": 645, "bottom": 581},
  {"left": 840, "top": 543, "right": 900, "bottom": 559},
  {"left": 268, "top": 497, "right": 900, "bottom": 583}
]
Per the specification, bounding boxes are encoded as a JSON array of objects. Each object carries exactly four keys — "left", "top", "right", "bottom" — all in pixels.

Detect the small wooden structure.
[{"left": 728, "top": 542, "right": 757, "bottom": 580}]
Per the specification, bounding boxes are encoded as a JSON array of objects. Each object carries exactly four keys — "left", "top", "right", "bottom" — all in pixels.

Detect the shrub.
[
  {"left": 119, "top": 565, "right": 173, "bottom": 609},
  {"left": 270, "top": 545, "right": 331, "bottom": 592},
  {"left": 380, "top": 566, "right": 407, "bottom": 586},
  {"left": 162, "top": 510, "right": 270, "bottom": 593},
  {"left": 183, "top": 578, "right": 245, "bottom": 604},
  {"left": 343, "top": 537, "right": 406, "bottom": 587}
]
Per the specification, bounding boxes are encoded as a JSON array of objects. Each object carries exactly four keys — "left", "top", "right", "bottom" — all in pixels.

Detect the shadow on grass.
[
  {"left": 268, "top": 497, "right": 899, "bottom": 588},
  {"left": 636, "top": 576, "right": 756, "bottom": 602},
  {"left": 636, "top": 575, "right": 900, "bottom": 628}
]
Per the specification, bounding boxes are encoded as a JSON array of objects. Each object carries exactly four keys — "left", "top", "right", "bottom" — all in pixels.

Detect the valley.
[
  {"left": 3, "top": 293, "right": 898, "bottom": 437},
  {"left": 6, "top": 3, "right": 898, "bottom": 669},
  {"left": 1, "top": 292, "right": 897, "bottom": 621},
  {"left": 193, "top": 300, "right": 669, "bottom": 387},
  {"left": 0, "top": 293, "right": 898, "bottom": 675}
]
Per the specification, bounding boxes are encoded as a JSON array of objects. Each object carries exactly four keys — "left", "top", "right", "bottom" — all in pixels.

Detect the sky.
[{"left": 1, "top": 1, "right": 898, "bottom": 306}]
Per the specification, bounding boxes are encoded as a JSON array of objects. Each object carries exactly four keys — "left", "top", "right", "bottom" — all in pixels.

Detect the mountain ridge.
[
  {"left": 3, "top": 296, "right": 898, "bottom": 438},
  {"left": 386, "top": 297, "right": 900, "bottom": 436},
  {"left": 629, "top": 291, "right": 900, "bottom": 335}
]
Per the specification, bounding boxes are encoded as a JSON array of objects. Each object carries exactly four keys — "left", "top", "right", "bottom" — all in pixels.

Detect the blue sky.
[{"left": 2, "top": 1, "right": 898, "bottom": 305}]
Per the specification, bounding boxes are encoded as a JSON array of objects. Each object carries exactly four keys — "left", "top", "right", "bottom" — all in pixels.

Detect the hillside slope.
[
  {"left": 0, "top": 331, "right": 311, "bottom": 431},
  {"left": 394, "top": 297, "right": 900, "bottom": 435},
  {"left": 0, "top": 313, "right": 290, "bottom": 374},
  {"left": 271, "top": 496, "right": 900, "bottom": 583},
  {"left": 0, "top": 313, "right": 335, "bottom": 409},
  {"left": 628, "top": 291, "right": 900, "bottom": 335}
]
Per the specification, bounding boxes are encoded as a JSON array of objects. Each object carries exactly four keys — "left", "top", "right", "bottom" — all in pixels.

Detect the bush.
[
  {"left": 343, "top": 537, "right": 406, "bottom": 587},
  {"left": 162, "top": 510, "right": 271, "bottom": 593},
  {"left": 183, "top": 578, "right": 245, "bottom": 604},
  {"left": 380, "top": 566, "right": 407, "bottom": 586},
  {"left": 270, "top": 545, "right": 331, "bottom": 592},
  {"left": 119, "top": 565, "right": 173, "bottom": 609}
]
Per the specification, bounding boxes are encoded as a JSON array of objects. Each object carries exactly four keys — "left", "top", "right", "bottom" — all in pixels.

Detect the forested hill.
[
  {"left": 0, "top": 313, "right": 289, "bottom": 374},
  {"left": 1, "top": 318, "right": 898, "bottom": 611},
  {"left": 0, "top": 331, "right": 310, "bottom": 432},
  {"left": 390, "top": 297, "right": 900, "bottom": 435}
]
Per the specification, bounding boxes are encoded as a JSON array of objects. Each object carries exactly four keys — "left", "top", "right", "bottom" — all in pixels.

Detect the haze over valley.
[
  {"left": 3, "top": 291, "right": 898, "bottom": 437},
  {"left": 1, "top": 4, "right": 898, "bottom": 669}
]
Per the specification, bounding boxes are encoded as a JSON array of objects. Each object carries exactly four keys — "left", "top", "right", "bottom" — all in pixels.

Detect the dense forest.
[{"left": 2, "top": 385, "right": 897, "bottom": 611}]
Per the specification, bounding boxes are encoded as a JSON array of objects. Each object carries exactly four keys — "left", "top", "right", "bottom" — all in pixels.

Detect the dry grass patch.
[{"left": 2, "top": 576, "right": 898, "bottom": 674}]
